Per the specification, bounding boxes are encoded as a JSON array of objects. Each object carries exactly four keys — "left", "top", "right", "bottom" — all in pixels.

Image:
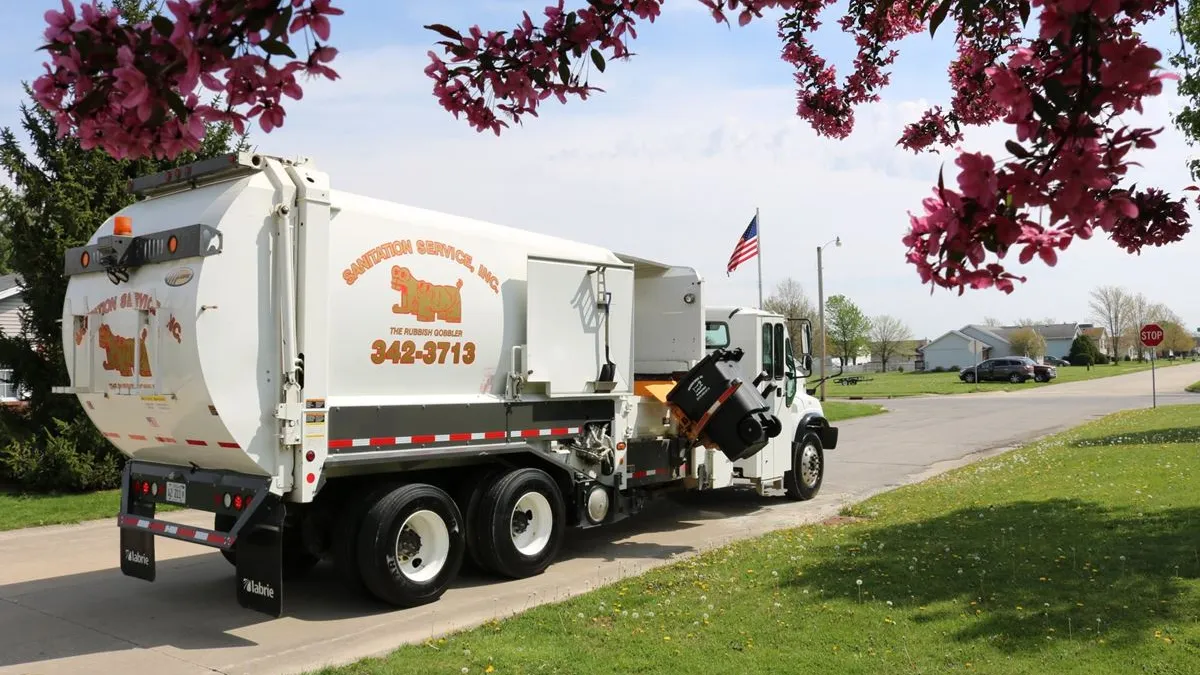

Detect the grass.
[
  {"left": 1186, "top": 380, "right": 1200, "bottom": 394},
  {"left": 821, "top": 400, "right": 887, "bottom": 422},
  {"left": 0, "top": 487, "right": 181, "bottom": 532},
  {"left": 823, "top": 358, "right": 1193, "bottom": 399},
  {"left": 314, "top": 403, "right": 1200, "bottom": 675}
]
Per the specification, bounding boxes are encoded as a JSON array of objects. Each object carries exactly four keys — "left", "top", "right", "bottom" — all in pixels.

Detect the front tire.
[
  {"left": 1009, "top": 373, "right": 1023, "bottom": 383},
  {"left": 784, "top": 431, "right": 824, "bottom": 501},
  {"left": 473, "top": 467, "right": 566, "bottom": 579},
  {"left": 963, "top": 372, "right": 976, "bottom": 383},
  {"left": 356, "top": 483, "right": 465, "bottom": 608}
]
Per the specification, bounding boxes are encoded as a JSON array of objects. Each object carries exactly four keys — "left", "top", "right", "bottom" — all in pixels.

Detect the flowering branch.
[{"left": 33, "top": 0, "right": 343, "bottom": 160}]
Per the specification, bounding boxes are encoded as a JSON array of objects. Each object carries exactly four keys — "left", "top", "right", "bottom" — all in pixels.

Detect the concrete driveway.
[{"left": 2, "top": 362, "right": 1198, "bottom": 675}]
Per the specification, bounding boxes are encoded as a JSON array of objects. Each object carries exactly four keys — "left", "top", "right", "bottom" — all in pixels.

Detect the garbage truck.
[{"left": 54, "top": 152, "right": 839, "bottom": 617}]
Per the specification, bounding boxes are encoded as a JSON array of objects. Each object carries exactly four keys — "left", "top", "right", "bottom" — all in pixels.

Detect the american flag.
[{"left": 726, "top": 214, "right": 759, "bottom": 275}]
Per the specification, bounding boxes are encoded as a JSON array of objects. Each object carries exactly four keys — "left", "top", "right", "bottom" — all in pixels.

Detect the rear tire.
[
  {"left": 784, "top": 431, "right": 824, "bottom": 501},
  {"left": 452, "top": 465, "right": 508, "bottom": 573},
  {"left": 473, "top": 467, "right": 565, "bottom": 579},
  {"left": 1009, "top": 373, "right": 1022, "bottom": 383},
  {"left": 356, "top": 483, "right": 465, "bottom": 608},
  {"left": 331, "top": 482, "right": 400, "bottom": 596}
]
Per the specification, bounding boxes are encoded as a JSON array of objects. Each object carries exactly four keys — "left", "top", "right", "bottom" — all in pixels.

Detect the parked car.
[
  {"left": 1044, "top": 356, "right": 1070, "bottom": 367},
  {"left": 959, "top": 358, "right": 1037, "bottom": 383}
]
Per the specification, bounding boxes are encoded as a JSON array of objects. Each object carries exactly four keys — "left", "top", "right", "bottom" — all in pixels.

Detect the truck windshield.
[{"left": 705, "top": 321, "right": 730, "bottom": 348}]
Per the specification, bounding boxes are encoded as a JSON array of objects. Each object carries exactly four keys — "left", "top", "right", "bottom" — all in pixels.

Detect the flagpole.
[{"left": 756, "top": 207, "right": 763, "bottom": 309}]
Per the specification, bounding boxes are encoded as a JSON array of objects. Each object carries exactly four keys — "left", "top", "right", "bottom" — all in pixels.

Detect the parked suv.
[
  {"left": 960, "top": 357, "right": 1057, "bottom": 383},
  {"left": 960, "top": 358, "right": 1036, "bottom": 383}
]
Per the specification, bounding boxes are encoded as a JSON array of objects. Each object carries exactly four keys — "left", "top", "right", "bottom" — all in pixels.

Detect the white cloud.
[{"left": 250, "top": 42, "right": 1200, "bottom": 338}]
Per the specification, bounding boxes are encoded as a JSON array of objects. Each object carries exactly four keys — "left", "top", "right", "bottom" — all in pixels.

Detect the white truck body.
[{"left": 57, "top": 153, "right": 839, "bottom": 616}]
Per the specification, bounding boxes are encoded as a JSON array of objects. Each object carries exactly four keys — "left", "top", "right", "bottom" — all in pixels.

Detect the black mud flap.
[
  {"left": 119, "top": 467, "right": 156, "bottom": 581},
  {"left": 235, "top": 496, "right": 285, "bottom": 617}
]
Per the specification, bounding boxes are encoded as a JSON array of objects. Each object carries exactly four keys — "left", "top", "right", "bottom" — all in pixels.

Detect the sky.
[{"left": 1, "top": 1, "right": 1198, "bottom": 341}]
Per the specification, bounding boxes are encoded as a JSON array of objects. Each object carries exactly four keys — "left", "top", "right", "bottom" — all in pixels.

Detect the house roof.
[
  {"left": 963, "top": 324, "right": 1012, "bottom": 344},
  {"left": 989, "top": 322, "right": 1081, "bottom": 341},
  {"left": 1082, "top": 326, "right": 1107, "bottom": 339},
  {"left": 0, "top": 274, "right": 23, "bottom": 302},
  {"left": 923, "top": 329, "right": 987, "bottom": 352}
]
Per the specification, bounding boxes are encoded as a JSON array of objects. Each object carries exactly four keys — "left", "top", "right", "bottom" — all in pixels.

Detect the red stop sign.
[{"left": 1140, "top": 323, "right": 1164, "bottom": 347}]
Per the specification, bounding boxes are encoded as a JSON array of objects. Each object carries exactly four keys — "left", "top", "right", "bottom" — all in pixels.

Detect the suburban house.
[
  {"left": 866, "top": 338, "right": 928, "bottom": 372},
  {"left": 1079, "top": 324, "right": 1112, "bottom": 356},
  {"left": 917, "top": 322, "right": 1085, "bottom": 371},
  {"left": 0, "top": 274, "right": 26, "bottom": 402}
]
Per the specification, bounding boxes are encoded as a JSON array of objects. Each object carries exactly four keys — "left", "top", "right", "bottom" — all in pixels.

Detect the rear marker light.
[
  {"left": 233, "top": 495, "right": 244, "bottom": 510},
  {"left": 305, "top": 450, "right": 315, "bottom": 462},
  {"left": 306, "top": 473, "right": 315, "bottom": 484},
  {"left": 167, "top": 235, "right": 178, "bottom": 254},
  {"left": 81, "top": 250, "right": 90, "bottom": 268}
]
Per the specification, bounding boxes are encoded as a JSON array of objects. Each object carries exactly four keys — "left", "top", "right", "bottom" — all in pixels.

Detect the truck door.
[{"left": 758, "top": 318, "right": 792, "bottom": 479}]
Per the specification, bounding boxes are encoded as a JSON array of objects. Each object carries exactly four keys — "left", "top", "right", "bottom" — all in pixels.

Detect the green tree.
[
  {"left": 1069, "top": 334, "right": 1104, "bottom": 367},
  {"left": 0, "top": 0, "right": 248, "bottom": 492},
  {"left": 1009, "top": 327, "right": 1047, "bottom": 359},
  {"left": 825, "top": 295, "right": 872, "bottom": 368},
  {"left": 763, "top": 277, "right": 816, "bottom": 350}
]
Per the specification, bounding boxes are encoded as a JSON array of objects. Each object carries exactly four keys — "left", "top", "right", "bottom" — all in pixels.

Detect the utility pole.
[{"left": 816, "top": 236, "right": 841, "bottom": 401}]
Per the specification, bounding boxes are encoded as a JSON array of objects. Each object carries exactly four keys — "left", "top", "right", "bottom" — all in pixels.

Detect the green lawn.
[
  {"left": 821, "top": 400, "right": 887, "bottom": 422},
  {"left": 823, "top": 358, "right": 1192, "bottom": 399},
  {"left": 314, "top": 404, "right": 1200, "bottom": 675},
  {"left": 1187, "top": 380, "right": 1200, "bottom": 394},
  {"left": 0, "top": 488, "right": 180, "bottom": 532}
]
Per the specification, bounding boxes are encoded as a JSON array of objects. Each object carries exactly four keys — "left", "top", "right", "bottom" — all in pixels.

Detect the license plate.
[{"left": 165, "top": 481, "right": 187, "bottom": 505}]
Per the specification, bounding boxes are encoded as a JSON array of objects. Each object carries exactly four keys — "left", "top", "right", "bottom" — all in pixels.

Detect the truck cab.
[{"left": 703, "top": 306, "right": 833, "bottom": 499}]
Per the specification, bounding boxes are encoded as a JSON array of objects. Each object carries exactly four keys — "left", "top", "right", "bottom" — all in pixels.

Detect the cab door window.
[
  {"left": 762, "top": 322, "right": 774, "bottom": 377},
  {"left": 773, "top": 323, "right": 785, "bottom": 380},
  {"left": 784, "top": 337, "right": 798, "bottom": 406}
]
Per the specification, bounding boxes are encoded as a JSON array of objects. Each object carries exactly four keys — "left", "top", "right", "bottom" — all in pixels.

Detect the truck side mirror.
[{"left": 802, "top": 353, "right": 813, "bottom": 375}]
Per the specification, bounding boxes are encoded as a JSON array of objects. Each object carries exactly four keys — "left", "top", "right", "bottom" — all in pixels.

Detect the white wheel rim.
[
  {"left": 393, "top": 509, "right": 450, "bottom": 583},
  {"left": 510, "top": 491, "right": 554, "bottom": 556},
  {"left": 800, "top": 443, "right": 821, "bottom": 487}
]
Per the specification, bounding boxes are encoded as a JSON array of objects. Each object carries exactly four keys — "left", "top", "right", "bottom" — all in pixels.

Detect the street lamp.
[{"left": 817, "top": 236, "right": 841, "bottom": 401}]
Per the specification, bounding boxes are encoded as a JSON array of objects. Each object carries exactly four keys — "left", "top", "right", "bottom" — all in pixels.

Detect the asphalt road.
[{"left": 3, "top": 362, "right": 1198, "bottom": 675}]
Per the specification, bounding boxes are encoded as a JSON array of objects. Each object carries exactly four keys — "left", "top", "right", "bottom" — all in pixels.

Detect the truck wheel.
[
  {"left": 452, "top": 465, "right": 507, "bottom": 573},
  {"left": 356, "top": 483, "right": 465, "bottom": 608},
  {"left": 473, "top": 467, "right": 565, "bottom": 579},
  {"left": 331, "top": 482, "right": 400, "bottom": 596},
  {"left": 213, "top": 513, "right": 321, "bottom": 580},
  {"left": 783, "top": 431, "right": 824, "bottom": 501}
]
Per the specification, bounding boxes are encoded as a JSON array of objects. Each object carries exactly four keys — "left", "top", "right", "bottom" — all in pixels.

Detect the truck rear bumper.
[{"left": 118, "top": 461, "right": 286, "bottom": 617}]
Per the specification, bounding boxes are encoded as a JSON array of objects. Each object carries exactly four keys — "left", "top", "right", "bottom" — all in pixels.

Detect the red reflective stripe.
[
  {"left": 104, "top": 432, "right": 120, "bottom": 438},
  {"left": 328, "top": 438, "right": 352, "bottom": 449},
  {"left": 186, "top": 439, "right": 207, "bottom": 446},
  {"left": 410, "top": 434, "right": 437, "bottom": 444},
  {"left": 177, "top": 527, "right": 196, "bottom": 539},
  {"left": 218, "top": 441, "right": 239, "bottom": 449},
  {"left": 519, "top": 429, "right": 541, "bottom": 438},
  {"left": 369, "top": 437, "right": 394, "bottom": 446},
  {"left": 156, "top": 436, "right": 176, "bottom": 444},
  {"left": 448, "top": 432, "right": 473, "bottom": 441},
  {"left": 129, "top": 434, "right": 148, "bottom": 441},
  {"left": 550, "top": 427, "right": 570, "bottom": 435},
  {"left": 483, "top": 430, "right": 507, "bottom": 440}
]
